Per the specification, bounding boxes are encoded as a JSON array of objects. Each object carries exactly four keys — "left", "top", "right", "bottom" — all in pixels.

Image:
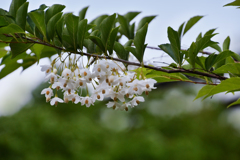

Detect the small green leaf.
[
  {"left": 46, "top": 12, "right": 62, "bottom": 41},
  {"left": 65, "top": 13, "right": 79, "bottom": 51},
  {"left": 10, "top": 39, "right": 33, "bottom": 59},
  {"left": 38, "top": 4, "right": 48, "bottom": 10},
  {"left": 146, "top": 69, "right": 190, "bottom": 83},
  {"left": 205, "top": 77, "right": 240, "bottom": 98},
  {"left": 183, "top": 16, "right": 203, "bottom": 35},
  {"left": 108, "top": 26, "right": 119, "bottom": 55},
  {"left": 137, "top": 15, "right": 157, "bottom": 31},
  {"left": 194, "top": 85, "right": 215, "bottom": 100},
  {"left": 9, "top": 0, "right": 26, "bottom": 18},
  {"left": 134, "top": 23, "right": 148, "bottom": 63},
  {"left": 124, "top": 12, "right": 141, "bottom": 23},
  {"left": 159, "top": 43, "right": 177, "bottom": 62},
  {"left": 30, "top": 44, "right": 44, "bottom": 61},
  {"left": 188, "top": 42, "right": 197, "bottom": 68},
  {"left": 227, "top": 98, "right": 240, "bottom": 108},
  {"left": 45, "top": 4, "right": 65, "bottom": 25},
  {"left": 16, "top": 2, "right": 29, "bottom": 30},
  {"left": 79, "top": 6, "right": 89, "bottom": 21},
  {"left": 224, "top": 0, "right": 240, "bottom": 7},
  {"left": 167, "top": 27, "right": 182, "bottom": 65},
  {"left": 89, "top": 36, "right": 105, "bottom": 52},
  {"left": 205, "top": 53, "right": 218, "bottom": 70},
  {"left": 209, "top": 43, "right": 222, "bottom": 52},
  {"left": 125, "top": 46, "right": 137, "bottom": 59},
  {"left": 77, "top": 19, "right": 88, "bottom": 50},
  {"left": 0, "top": 23, "right": 25, "bottom": 41},
  {"left": 223, "top": 36, "right": 230, "bottom": 51},
  {"left": 100, "top": 13, "right": 116, "bottom": 48},
  {"left": 0, "top": 43, "right": 8, "bottom": 59},
  {"left": 114, "top": 42, "right": 128, "bottom": 60},
  {"left": 129, "top": 22, "right": 135, "bottom": 39},
  {"left": 213, "top": 63, "right": 240, "bottom": 76},
  {"left": 40, "top": 46, "right": 57, "bottom": 58},
  {"left": 28, "top": 10, "right": 47, "bottom": 41},
  {"left": 55, "top": 15, "right": 64, "bottom": 42},
  {"left": 118, "top": 14, "right": 130, "bottom": 39},
  {"left": 90, "top": 15, "right": 108, "bottom": 30},
  {"left": 178, "top": 22, "right": 185, "bottom": 38}
]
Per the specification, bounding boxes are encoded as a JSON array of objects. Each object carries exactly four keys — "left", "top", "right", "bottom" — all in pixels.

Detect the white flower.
[
  {"left": 142, "top": 79, "right": 157, "bottom": 91},
  {"left": 41, "top": 88, "right": 53, "bottom": 98},
  {"left": 81, "top": 96, "right": 94, "bottom": 107},
  {"left": 40, "top": 65, "right": 52, "bottom": 75},
  {"left": 129, "top": 96, "right": 145, "bottom": 107},
  {"left": 107, "top": 89, "right": 125, "bottom": 102},
  {"left": 62, "top": 68, "right": 73, "bottom": 79},
  {"left": 126, "top": 79, "right": 144, "bottom": 95},
  {"left": 80, "top": 68, "right": 93, "bottom": 83},
  {"left": 50, "top": 97, "right": 64, "bottom": 106}
]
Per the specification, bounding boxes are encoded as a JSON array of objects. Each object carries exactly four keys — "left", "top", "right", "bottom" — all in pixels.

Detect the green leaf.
[
  {"left": 178, "top": 22, "right": 185, "bottom": 38},
  {"left": 227, "top": 98, "right": 240, "bottom": 108},
  {"left": 158, "top": 43, "right": 177, "bottom": 62},
  {"left": 55, "top": 15, "right": 64, "bottom": 42},
  {"left": 46, "top": 12, "right": 62, "bottom": 41},
  {"left": 89, "top": 36, "right": 105, "bottom": 52},
  {"left": 77, "top": 19, "right": 88, "bottom": 50},
  {"left": 125, "top": 46, "right": 137, "bottom": 59},
  {"left": 30, "top": 44, "right": 44, "bottom": 61},
  {"left": 10, "top": 39, "right": 33, "bottom": 59},
  {"left": 209, "top": 43, "right": 222, "bottom": 52},
  {"left": 205, "top": 53, "right": 218, "bottom": 70},
  {"left": 205, "top": 77, "right": 240, "bottom": 98},
  {"left": 224, "top": 0, "right": 240, "bottom": 7},
  {"left": 100, "top": 13, "right": 116, "bottom": 49},
  {"left": 114, "top": 42, "right": 128, "bottom": 60},
  {"left": 188, "top": 42, "right": 197, "bottom": 68},
  {"left": 118, "top": 14, "right": 130, "bottom": 39},
  {"left": 0, "top": 9, "right": 8, "bottom": 16},
  {"left": 223, "top": 36, "right": 230, "bottom": 51},
  {"left": 137, "top": 15, "right": 157, "bottom": 31},
  {"left": 45, "top": 4, "right": 65, "bottom": 25},
  {"left": 213, "top": 63, "right": 240, "bottom": 76},
  {"left": 129, "top": 22, "right": 135, "bottom": 39},
  {"left": 124, "top": 12, "right": 141, "bottom": 23},
  {"left": 38, "top": 4, "right": 48, "bottom": 10},
  {"left": 79, "top": 6, "right": 89, "bottom": 21},
  {"left": 183, "top": 16, "right": 203, "bottom": 35},
  {"left": 28, "top": 10, "right": 47, "bottom": 41},
  {"left": 108, "top": 26, "right": 119, "bottom": 55},
  {"left": 134, "top": 23, "right": 148, "bottom": 63},
  {"left": 15, "top": 2, "right": 29, "bottom": 31},
  {"left": 40, "top": 46, "right": 57, "bottom": 58},
  {"left": 205, "top": 50, "right": 234, "bottom": 70},
  {"left": 146, "top": 69, "right": 190, "bottom": 83},
  {"left": 0, "top": 23, "right": 25, "bottom": 41},
  {"left": 9, "top": 0, "right": 26, "bottom": 18},
  {"left": 194, "top": 85, "right": 216, "bottom": 100},
  {"left": 0, "top": 43, "right": 8, "bottom": 59},
  {"left": 90, "top": 15, "right": 108, "bottom": 30},
  {"left": 167, "top": 27, "right": 182, "bottom": 65},
  {"left": 65, "top": 13, "right": 79, "bottom": 51},
  {"left": 0, "top": 52, "right": 37, "bottom": 79}
]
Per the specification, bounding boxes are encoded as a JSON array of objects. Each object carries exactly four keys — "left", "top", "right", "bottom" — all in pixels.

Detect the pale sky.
[{"left": 0, "top": 0, "right": 239, "bottom": 115}]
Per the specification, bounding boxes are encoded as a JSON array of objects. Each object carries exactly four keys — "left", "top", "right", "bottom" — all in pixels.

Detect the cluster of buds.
[{"left": 40, "top": 54, "right": 157, "bottom": 111}]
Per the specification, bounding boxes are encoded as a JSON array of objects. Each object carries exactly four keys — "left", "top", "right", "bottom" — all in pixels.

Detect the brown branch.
[
  {"left": 146, "top": 46, "right": 212, "bottom": 55},
  {"left": 2, "top": 34, "right": 227, "bottom": 81}
]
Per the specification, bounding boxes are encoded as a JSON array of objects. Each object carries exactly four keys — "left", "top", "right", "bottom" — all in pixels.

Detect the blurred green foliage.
[{"left": 0, "top": 83, "right": 240, "bottom": 160}]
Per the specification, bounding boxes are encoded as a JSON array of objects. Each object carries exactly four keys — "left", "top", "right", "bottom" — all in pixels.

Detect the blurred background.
[{"left": 1, "top": 0, "right": 240, "bottom": 159}]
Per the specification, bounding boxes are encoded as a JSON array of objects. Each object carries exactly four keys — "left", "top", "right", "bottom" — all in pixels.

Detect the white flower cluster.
[{"left": 40, "top": 56, "right": 156, "bottom": 111}]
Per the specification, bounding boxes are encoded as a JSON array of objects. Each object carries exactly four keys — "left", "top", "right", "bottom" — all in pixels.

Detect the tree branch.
[{"left": 2, "top": 34, "right": 227, "bottom": 81}]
